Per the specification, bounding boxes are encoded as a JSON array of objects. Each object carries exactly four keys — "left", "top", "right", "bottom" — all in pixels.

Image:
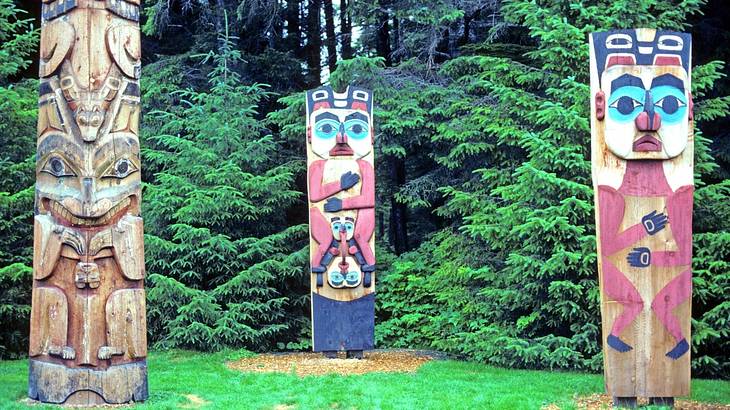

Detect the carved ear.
[
  {"left": 39, "top": 20, "right": 75, "bottom": 78},
  {"left": 595, "top": 90, "right": 606, "bottom": 120},
  {"left": 106, "top": 24, "right": 141, "bottom": 79}
]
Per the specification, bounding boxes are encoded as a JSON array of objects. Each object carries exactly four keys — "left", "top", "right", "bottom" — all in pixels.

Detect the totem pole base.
[
  {"left": 346, "top": 350, "right": 364, "bottom": 360},
  {"left": 28, "top": 359, "right": 148, "bottom": 405},
  {"left": 312, "top": 292, "right": 375, "bottom": 352},
  {"left": 612, "top": 397, "right": 637, "bottom": 409},
  {"left": 649, "top": 397, "right": 675, "bottom": 408}
]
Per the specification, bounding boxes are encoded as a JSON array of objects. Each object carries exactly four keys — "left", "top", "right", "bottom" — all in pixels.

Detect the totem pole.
[
  {"left": 29, "top": 0, "right": 147, "bottom": 404},
  {"left": 306, "top": 86, "right": 376, "bottom": 358},
  {"left": 590, "top": 29, "right": 693, "bottom": 405}
]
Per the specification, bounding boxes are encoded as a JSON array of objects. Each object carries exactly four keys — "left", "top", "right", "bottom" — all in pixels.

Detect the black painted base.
[
  {"left": 346, "top": 350, "right": 364, "bottom": 359},
  {"left": 28, "top": 359, "right": 148, "bottom": 404},
  {"left": 312, "top": 292, "right": 375, "bottom": 352}
]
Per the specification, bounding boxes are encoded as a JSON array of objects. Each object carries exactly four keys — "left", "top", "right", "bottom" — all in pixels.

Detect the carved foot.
[
  {"left": 48, "top": 346, "right": 76, "bottom": 360},
  {"left": 363, "top": 271, "right": 372, "bottom": 288},
  {"left": 98, "top": 346, "right": 124, "bottom": 360},
  {"left": 322, "top": 351, "right": 338, "bottom": 359},
  {"left": 666, "top": 338, "right": 689, "bottom": 360},
  {"left": 346, "top": 350, "right": 363, "bottom": 360},
  {"left": 607, "top": 334, "right": 632, "bottom": 353}
]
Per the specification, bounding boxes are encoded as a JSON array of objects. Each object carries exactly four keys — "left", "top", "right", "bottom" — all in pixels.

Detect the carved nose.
[
  {"left": 635, "top": 90, "right": 661, "bottom": 131},
  {"left": 336, "top": 132, "right": 347, "bottom": 144},
  {"left": 82, "top": 177, "right": 94, "bottom": 205},
  {"left": 635, "top": 111, "right": 662, "bottom": 131}
]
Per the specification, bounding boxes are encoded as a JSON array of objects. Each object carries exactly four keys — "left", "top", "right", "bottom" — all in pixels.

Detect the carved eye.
[
  {"left": 610, "top": 96, "right": 642, "bottom": 115},
  {"left": 655, "top": 95, "right": 685, "bottom": 115},
  {"left": 104, "top": 158, "right": 137, "bottom": 179},
  {"left": 41, "top": 156, "right": 75, "bottom": 177}
]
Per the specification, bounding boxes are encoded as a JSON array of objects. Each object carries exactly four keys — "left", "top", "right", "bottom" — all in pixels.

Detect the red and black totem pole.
[
  {"left": 306, "top": 86, "right": 376, "bottom": 358},
  {"left": 590, "top": 29, "right": 693, "bottom": 405}
]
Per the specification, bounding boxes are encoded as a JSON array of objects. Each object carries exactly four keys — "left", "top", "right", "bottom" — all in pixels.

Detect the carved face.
[
  {"left": 36, "top": 131, "right": 141, "bottom": 227},
  {"left": 306, "top": 86, "right": 374, "bottom": 160},
  {"left": 592, "top": 29, "right": 692, "bottom": 160},
  {"left": 330, "top": 216, "right": 355, "bottom": 241}
]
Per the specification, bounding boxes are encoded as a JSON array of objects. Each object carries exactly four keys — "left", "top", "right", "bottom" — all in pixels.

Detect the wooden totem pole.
[
  {"left": 29, "top": 0, "right": 147, "bottom": 404},
  {"left": 590, "top": 29, "right": 693, "bottom": 404},
  {"left": 306, "top": 86, "right": 376, "bottom": 358}
]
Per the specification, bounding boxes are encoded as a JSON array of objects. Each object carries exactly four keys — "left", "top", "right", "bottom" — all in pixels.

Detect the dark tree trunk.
[
  {"left": 340, "top": 0, "right": 353, "bottom": 59},
  {"left": 458, "top": 14, "right": 472, "bottom": 47},
  {"left": 435, "top": 28, "right": 450, "bottom": 63},
  {"left": 286, "top": 0, "right": 302, "bottom": 57},
  {"left": 305, "top": 0, "right": 322, "bottom": 86},
  {"left": 389, "top": 158, "right": 409, "bottom": 255},
  {"left": 323, "top": 0, "right": 337, "bottom": 73},
  {"left": 392, "top": 15, "right": 400, "bottom": 63},
  {"left": 375, "top": 9, "right": 391, "bottom": 66}
]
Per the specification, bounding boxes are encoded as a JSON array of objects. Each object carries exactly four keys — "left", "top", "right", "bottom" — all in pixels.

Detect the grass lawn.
[{"left": 1, "top": 350, "right": 728, "bottom": 409}]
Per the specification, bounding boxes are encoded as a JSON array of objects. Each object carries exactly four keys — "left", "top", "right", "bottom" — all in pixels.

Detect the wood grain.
[{"left": 30, "top": 0, "right": 147, "bottom": 404}]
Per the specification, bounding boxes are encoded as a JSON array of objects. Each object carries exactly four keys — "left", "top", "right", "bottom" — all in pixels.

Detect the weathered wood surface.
[
  {"left": 589, "top": 28, "right": 693, "bottom": 398},
  {"left": 30, "top": 0, "right": 147, "bottom": 404},
  {"left": 305, "top": 86, "right": 376, "bottom": 353}
]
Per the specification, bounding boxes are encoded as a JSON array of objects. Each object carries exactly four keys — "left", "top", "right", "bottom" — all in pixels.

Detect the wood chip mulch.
[
  {"left": 547, "top": 393, "right": 730, "bottom": 409},
  {"left": 226, "top": 350, "right": 435, "bottom": 377}
]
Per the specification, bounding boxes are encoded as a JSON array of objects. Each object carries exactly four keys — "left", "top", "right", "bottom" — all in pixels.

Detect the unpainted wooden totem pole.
[
  {"left": 590, "top": 29, "right": 693, "bottom": 405},
  {"left": 306, "top": 86, "right": 376, "bottom": 358},
  {"left": 29, "top": 0, "right": 147, "bottom": 404}
]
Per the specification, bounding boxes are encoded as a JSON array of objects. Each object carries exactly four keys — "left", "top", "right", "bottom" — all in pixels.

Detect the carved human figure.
[
  {"left": 306, "top": 86, "right": 376, "bottom": 357},
  {"left": 29, "top": 0, "right": 148, "bottom": 405},
  {"left": 590, "top": 29, "right": 693, "bottom": 399}
]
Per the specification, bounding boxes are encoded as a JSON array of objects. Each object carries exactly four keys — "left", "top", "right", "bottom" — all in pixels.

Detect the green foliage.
[
  {"left": 141, "top": 26, "right": 310, "bottom": 351},
  {"left": 0, "top": 2, "right": 37, "bottom": 359}
]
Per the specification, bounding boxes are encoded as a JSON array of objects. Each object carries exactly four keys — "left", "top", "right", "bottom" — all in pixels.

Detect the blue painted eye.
[
  {"left": 651, "top": 85, "right": 687, "bottom": 124},
  {"left": 315, "top": 119, "right": 340, "bottom": 139},
  {"left": 345, "top": 271, "right": 360, "bottom": 285},
  {"left": 344, "top": 222, "right": 354, "bottom": 233},
  {"left": 608, "top": 86, "right": 645, "bottom": 122},
  {"left": 329, "top": 271, "right": 345, "bottom": 286},
  {"left": 332, "top": 222, "right": 341, "bottom": 236},
  {"left": 344, "top": 119, "right": 369, "bottom": 140}
]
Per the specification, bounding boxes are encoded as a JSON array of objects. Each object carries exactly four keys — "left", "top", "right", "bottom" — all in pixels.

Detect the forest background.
[{"left": 1, "top": 0, "right": 728, "bottom": 379}]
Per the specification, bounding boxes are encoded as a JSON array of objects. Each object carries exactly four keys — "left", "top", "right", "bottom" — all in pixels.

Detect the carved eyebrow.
[
  {"left": 315, "top": 112, "right": 339, "bottom": 122},
  {"left": 345, "top": 217, "right": 355, "bottom": 222},
  {"left": 344, "top": 112, "right": 368, "bottom": 122},
  {"left": 650, "top": 74, "right": 684, "bottom": 92},
  {"left": 36, "top": 134, "right": 83, "bottom": 166},
  {"left": 611, "top": 74, "right": 644, "bottom": 93},
  {"left": 94, "top": 135, "right": 140, "bottom": 165}
]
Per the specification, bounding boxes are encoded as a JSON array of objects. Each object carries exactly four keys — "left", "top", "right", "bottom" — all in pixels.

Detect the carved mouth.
[
  {"left": 45, "top": 196, "right": 133, "bottom": 227},
  {"left": 633, "top": 135, "right": 662, "bottom": 152},
  {"left": 329, "top": 143, "right": 354, "bottom": 156}
]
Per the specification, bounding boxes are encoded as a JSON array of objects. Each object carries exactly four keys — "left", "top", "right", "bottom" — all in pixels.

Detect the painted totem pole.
[
  {"left": 590, "top": 29, "right": 693, "bottom": 404},
  {"left": 29, "top": 0, "right": 147, "bottom": 404},
  {"left": 306, "top": 86, "right": 376, "bottom": 358}
]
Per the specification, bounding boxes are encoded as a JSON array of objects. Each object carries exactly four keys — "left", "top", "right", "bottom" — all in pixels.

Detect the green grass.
[{"left": 1, "top": 351, "right": 728, "bottom": 409}]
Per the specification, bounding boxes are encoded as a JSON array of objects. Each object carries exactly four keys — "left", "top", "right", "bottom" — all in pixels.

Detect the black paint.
[{"left": 312, "top": 292, "right": 375, "bottom": 352}]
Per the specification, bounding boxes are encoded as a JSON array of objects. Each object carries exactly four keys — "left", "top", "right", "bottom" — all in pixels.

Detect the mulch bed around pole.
[
  {"left": 226, "top": 349, "right": 439, "bottom": 377},
  {"left": 563, "top": 394, "right": 730, "bottom": 409}
]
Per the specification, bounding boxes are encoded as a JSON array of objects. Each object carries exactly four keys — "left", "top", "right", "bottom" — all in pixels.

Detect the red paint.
[
  {"left": 654, "top": 55, "right": 682, "bottom": 66},
  {"left": 607, "top": 55, "right": 636, "bottom": 68},
  {"left": 635, "top": 111, "right": 662, "bottom": 132},
  {"left": 310, "top": 207, "right": 332, "bottom": 267},
  {"left": 595, "top": 91, "right": 606, "bottom": 120},
  {"left": 313, "top": 102, "right": 331, "bottom": 111},
  {"left": 688, "top": 92, "right": 694, "bottom": 120},
  {"left": 308, "top": 160, "right": 342, "bottom": 202},
  {"left": 352, "top": 101, "right": 368, "bottom": 111},
  {"left": 598, "top": 160, "right": 693, "bottom": 346},
  {"left": 632, "top": 135, "right": 662, "bottom": 152}
]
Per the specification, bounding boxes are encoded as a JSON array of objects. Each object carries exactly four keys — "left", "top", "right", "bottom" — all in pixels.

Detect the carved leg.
[
  {"left": 602, "top": 257, "right": 644, "bottom": 352},
  {"left": 353, "top": 208, "right": 375, "bottom": 269},
  {"left": 322, "top": 351, "right": 338, "bottom": 359},
  {"left": 29, "top": 286, "right": 73, "bottom": 360},
  {"left": 346, "top": 350, "right": 363, "bottom": 359},
  {"left": 651, "top": 269, "right": 692, "bottom": 359},
  {"left": 310, "top": 207, "right": 335, "bottom": 273},
  {"left": 104, "top": 289, "right": 147, "bottom": 360}
]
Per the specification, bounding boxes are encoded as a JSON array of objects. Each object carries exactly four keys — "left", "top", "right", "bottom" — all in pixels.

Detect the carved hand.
[
  {"left": 98, "top": 346, "right": 124, "bottom": 360},
  {"left": 641, "top": 210, "right": 668, "bottom": 235},
  {"left": 49, "top": 346, "right": 76, "bottom": 360},
  {"left": 627, "top": 247, "right": 651, "bottom": 268},
  {"left": 324, "top": 198, "right": 343, "bottom": 212},
  {"left": 340, "top": 171, "right": 360, "bottom": 190}
]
